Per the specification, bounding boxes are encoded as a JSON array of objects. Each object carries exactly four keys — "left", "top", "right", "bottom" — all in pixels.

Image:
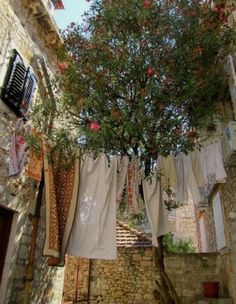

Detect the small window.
[
  {"left": 212, "top": 191, "right": 226, "bottom": 251},
  {"left": 0, "top": 207, "right": 14, "bottom": 283},
  {"left": 198, "top": 212, "right": 209, "bottom": 252},
  {"left": 0, "top": 49, "right": 37, "bottom": 117}
]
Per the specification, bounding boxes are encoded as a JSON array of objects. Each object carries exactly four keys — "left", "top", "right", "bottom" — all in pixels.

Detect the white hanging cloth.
[
  {"left": 183, "top": 154, "right": 202, "bottom": 204},
  {"left": 173, "top": 153, "right": 201, "bottom": 204},
  {"left": 203, "top": 141, "right": 227, "bottom": 183},
  {"left": 190, "top": 149, "right": 208, "bottom": 188},
  {"left": 66, "top": 154, "right": 117, "bottom": 260},
  {"left": 173, "top": 153, "right": 188, "bottom": 204},
  {"left": 142, "top": 176, "right": 169, "bottom": 247},
  {"left": 226, "top": 55, "right": 236, "bottom": 86}
]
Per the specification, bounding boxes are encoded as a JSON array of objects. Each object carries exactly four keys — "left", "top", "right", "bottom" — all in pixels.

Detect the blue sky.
[{"left": 54, "top": 0, "right": 91, "bottom": 29}]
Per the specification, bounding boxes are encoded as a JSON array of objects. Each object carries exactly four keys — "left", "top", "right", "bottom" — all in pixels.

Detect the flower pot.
[{"left": 203, "top": 282, "right": 219, "bottom": 298}]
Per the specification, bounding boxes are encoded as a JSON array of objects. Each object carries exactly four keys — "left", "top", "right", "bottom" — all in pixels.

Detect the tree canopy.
[{"left": 32, "top": 0, "right": 235, "bottom": 165}]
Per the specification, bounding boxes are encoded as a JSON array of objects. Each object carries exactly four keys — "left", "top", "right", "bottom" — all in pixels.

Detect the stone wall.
[
  {"left": 64, "top": 251, "right": 223, "bottom": 304},
  {"left": 168, "top": 200, "right": 199, "bottom": 250},
  {"left": 196, "top": 205, "right": 217, "bottom": 253},
  {"left": 220, "top": 167, "right": 236, "bottom": 303},
  {"left": 0, "top": 1, "right": 64, "bottom": 303}
]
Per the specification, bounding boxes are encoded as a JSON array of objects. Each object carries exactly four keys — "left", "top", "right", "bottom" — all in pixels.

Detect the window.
[
  {"left": 212, "top": 191, "right": 226, "bottom": 251},
  {"left": 0, "top": 207, "right": 14, "bottom": 283},
  {"left": 199, "top": 212, "right": 208, "bottom": 252},
  {"left": 0, "top": 49, "right": 37, "bottom": 117}
]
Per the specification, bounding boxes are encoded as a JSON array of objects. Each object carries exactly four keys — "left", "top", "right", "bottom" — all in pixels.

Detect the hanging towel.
[
  {"left": 190, "top": 149, "right": 207, "bottom": 188},
  {"left": 173, "top": 153, "right": 188, "bottom": 204},
  {"left": 142, "top": 176, "right": 169, "bottom": 247},
  {"left": 9, "top": 119, "right": 28, "bottom": 176},
  {"left": 116, "top": 156, "right": 129, "bottom": 207},
  {"left": 66, "top": 154, "right": 117, "bottom": 260},
  {"left": 181, "top": 154, "right": 202, "bottom": 204},
  {"left": 43, "top": 143, "right": 80, "bottom": 266},
  {"left": 126, "top": 157, "right": 141, "bottom": 214},
  {"left": 203, "top": 141, "right": 227, "bottom": 183},
  {"left": 158, "top": 155, "right": 177, "bottom": 188},
  {"left": 26, "top": 129, "right": 44, "bottom": 181}
]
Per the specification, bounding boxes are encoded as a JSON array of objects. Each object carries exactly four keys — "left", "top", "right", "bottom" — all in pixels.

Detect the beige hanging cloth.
[
  {"left": 142, "top": 176, "right": 169, "bottom": 247},
  {"left": 66, "top": 154, "right": 118, "bottom": 260},
  {"left": 190, "top": 149, "right": 207, "bottom": 188},
  {"left": 43, "top": 143, "right": 80, "bottom": 266},
  {"left": 158, "top": 155, "right": 177, "bottom": 188}
]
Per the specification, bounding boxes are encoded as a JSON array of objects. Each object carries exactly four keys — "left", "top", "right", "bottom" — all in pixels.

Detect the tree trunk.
[{"left": 153, "top": 236, "right": 181, "bottom": 304}]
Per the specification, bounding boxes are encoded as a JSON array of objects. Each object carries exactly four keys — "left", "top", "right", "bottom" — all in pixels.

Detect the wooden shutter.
[
  {"left": 1, "top": 49, "right": 37, "bottom": 117},
  {"left": 20, "top": 69, "right": 37, "bottom": 117}
]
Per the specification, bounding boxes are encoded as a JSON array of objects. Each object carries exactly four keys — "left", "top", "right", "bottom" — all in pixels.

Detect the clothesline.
[{"left": 8, "top": 124, "right": 227, "bottom": 262}]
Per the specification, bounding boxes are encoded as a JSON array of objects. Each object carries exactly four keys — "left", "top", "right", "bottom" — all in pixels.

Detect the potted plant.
[{"left": 203, "top": 281, "right": 220, "bottom": 298}]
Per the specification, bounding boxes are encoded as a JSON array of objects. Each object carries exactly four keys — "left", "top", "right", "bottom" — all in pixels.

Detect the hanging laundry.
[
  {"left": 126, "top": 157, "right": 142, "bottom": 214},
  {"left": 157, "top": 154, "right": 177, "bottom": 188},
  {"left": 43, "top": 143, "right": 80, "bottom": 266},
  {"left": 66, "top": 154, "right": 117, "bottom": 260},
  {"left": 183, "top": 154, "right": 202, "bottom": 204},
  {"left": 142, "top": 176, "right": 169, "bottom": 247},
  {"left": 190, "top": 149, "right": 207, "bottom": 188},
  {"left": 116, "top": 156, "right": 129, "bottom": 207},
  {"left": 173, "top": 153, "right": 188, "bottom": 204},
  {"left": 26, "top": 129, "right": 44, "bottom": 181},
  {"left": 9, "top": 119, "right": 29, "bottom": 176},
  {"left": 203, "top": 141, "right": 227, "bottom": 184}
]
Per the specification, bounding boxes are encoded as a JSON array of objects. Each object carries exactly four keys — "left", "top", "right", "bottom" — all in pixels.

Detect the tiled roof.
[{"left": 116, "top": 221, "right": 152, "bottom": 248}]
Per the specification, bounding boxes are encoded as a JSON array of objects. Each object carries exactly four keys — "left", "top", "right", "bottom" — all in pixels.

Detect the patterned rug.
[{"left": 43, "top": 145, "right": 80, "bottom": 266}]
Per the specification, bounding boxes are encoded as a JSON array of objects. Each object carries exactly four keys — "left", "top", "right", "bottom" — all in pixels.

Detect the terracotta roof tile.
[{"left": 116, "top": 221, "right": 152, "bottom": 248}]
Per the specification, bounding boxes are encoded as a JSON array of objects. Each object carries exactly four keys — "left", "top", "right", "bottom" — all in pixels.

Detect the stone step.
[{"left": 197, "top": 298, "right": 233, "bottom": 304}]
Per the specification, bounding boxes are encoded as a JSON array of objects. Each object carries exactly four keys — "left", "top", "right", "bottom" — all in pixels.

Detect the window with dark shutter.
[
  {"left": 1, "top": 49, "right": 37, "bottom": 117},
  {"left": 20, "top": 69, "right": 37, "bottom": 117}
]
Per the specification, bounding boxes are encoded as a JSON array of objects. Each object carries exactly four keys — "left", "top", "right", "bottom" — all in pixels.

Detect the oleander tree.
[{"left": 31, "top": 0, "right": 235, "bottom": 303}]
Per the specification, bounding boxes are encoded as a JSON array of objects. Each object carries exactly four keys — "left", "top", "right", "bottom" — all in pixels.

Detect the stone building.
[
  {"left": 0, "top": 1, "right": 65, "bottom": 303},
  {"left": 195, "top": 80, "right": 236, "bottom": 303}
]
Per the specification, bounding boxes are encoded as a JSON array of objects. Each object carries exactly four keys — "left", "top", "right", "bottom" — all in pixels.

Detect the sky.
[{"left": 54, "top": 0, "right": 91, "bottom": 29}]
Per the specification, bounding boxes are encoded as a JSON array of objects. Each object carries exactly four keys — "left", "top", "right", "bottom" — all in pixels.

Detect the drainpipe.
[{"left": 23, "top": 55, "right": 55, "bottom": 304}]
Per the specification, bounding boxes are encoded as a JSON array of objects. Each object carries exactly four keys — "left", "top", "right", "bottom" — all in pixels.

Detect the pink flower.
[
  {"left": 89, "top": 122, "right": 101, "bottom": 131},
  {"left": 144, "top": 0, "right": 151, "bottom": 9},
  {"left": 147, "top": 67, "right": 154, "bottom": 77},
  {"left": 58, "top": 63, "right": 69, "bottom": 73}
]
